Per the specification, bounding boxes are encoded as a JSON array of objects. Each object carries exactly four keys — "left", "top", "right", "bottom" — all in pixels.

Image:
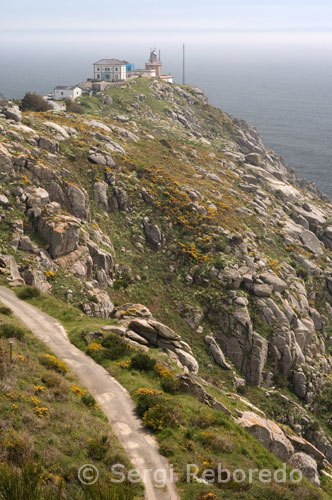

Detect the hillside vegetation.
[{"left": 1, "top": 78, "right": 332, "bottom": 498}]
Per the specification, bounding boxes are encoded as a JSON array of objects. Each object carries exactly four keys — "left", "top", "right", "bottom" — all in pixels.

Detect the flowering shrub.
[
  {"left": 34, "top": 406, "right": 50, "bottom": 418},
  {"left": 143, "top": 401, "right": 180, "bottom": 432},
  {"left": 45, "top": 271, "right": 56, "bottom": 280},
  {"left": 70, "top": 384, "right": 86, "bottom": 397},
  {"left": 87, "top": 343, "right": 105, "bottom": 352},
  {"left": 38, "top": 354, "right": 68, "bottom": 374},
  {"left": 33, "top": 385, "right": 46, "bottom": 394},
  {"left": 155, "top": 363, "right": 173, "bottom": 379}
]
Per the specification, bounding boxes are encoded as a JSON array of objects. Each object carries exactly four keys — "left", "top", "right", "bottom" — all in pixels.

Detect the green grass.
[{"left": 0, "top": 301, "right": 143, "bottom": 499}]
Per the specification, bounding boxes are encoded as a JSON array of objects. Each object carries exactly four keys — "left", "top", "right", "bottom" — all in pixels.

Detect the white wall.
[
  {"left": 93, "top": 65, "right": 127, "bottom": 81},
  {"left": 54, "top": 87, "right": 82, "bottom": 101}
]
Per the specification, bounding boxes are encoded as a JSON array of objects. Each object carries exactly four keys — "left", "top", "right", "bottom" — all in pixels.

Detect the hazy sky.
[{"left": 2, "top": 0, "right": 332, "bottom": 32}]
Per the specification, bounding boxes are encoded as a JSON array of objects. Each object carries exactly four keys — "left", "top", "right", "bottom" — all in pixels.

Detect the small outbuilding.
[{"left": 54, "top": 86, "right": 82, "bottom": 101}]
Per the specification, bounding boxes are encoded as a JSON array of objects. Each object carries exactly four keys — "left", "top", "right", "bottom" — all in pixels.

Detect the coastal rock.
[
  {"left": 288, "top": 452, "right": 320, "bottom": 486},
  {"left": 37, "top": 215, "right": 80, "bottom": 258},
  {"left": 204, "top": 336, "right": 232, "bottom": 369},
  {"left": 237, "top": 411, "right": 294, "bottom": 462}
]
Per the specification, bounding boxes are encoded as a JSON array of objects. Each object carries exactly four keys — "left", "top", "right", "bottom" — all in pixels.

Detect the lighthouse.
[{"left": 145, "top": 48, "right": 163, "bottom": 79}]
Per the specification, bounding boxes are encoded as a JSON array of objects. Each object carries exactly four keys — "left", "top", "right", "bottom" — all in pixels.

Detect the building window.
[
  {"left": 115, "top": 67, "right": 118, "bottom": 71},
  {"left": 97, "top": 74, "right": 100, "bottom": 79},
  {"left": 61, "top": 92, "right": 63, "bottom": 95},
  {"left": 105, "top": 68, "right": 110, "bottom": 71},
  {"left": 97, "top": 67, "right": 100, "bottom": 71}
]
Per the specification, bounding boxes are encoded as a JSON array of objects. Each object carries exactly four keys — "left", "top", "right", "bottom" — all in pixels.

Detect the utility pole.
[{"left": 182, "top": 44, "right": 185, "bottom": 85}]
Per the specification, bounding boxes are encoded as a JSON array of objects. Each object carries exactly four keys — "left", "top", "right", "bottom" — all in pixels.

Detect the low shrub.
[
  {"left": 3, "top": 429, "right": 34, "bottom": 466},
  {"left": 87, "top": 436, "right": 108, "bottom": 460},
  {"left": 0, "top": 323, "right": 25, "bottom": 340},
  {"left": 100, "top": 334, "right": 130, "bottom": 360},
  {"left": 0, "top": 462, "right": 63, "bottom": 500},
  {"left": 16, "top": 286, "right": 40, "bottom": 300},
  {"left": 38, "top": 354, "right": 68, "bottom": 374},
  {"left": 81, "top": 393, "right": 96, "bottom": 408},
  {"left": 41, "top": 371, "right": 63, "bottom": 387},
  {"left": 20, "top": 92, "right": 52, "bottom": 112},
  {"left": 0, "top": 305, "right": 12, "bottom": 315},
  {"left": 130, "top": 353, "right": 156, "bottom": 372},
  {"left": 135, "top": 388, "right": 163, "bottom": 417},
  {"left": 161, "top": 376, "right": 180, "bottom": 394},
  {"left": 199, "top": 431, "right": 235, "bottom": 453},
  {"left": 143, "top": 401, "right": 181, "bottom": 432},
  {"left": 66, "top": 100, "right": 84, "bottom": 114}
]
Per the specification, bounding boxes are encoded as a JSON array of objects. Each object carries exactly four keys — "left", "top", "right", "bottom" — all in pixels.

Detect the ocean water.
[{"left": 0, "top": 31, "right": 331, "bottom": 197}]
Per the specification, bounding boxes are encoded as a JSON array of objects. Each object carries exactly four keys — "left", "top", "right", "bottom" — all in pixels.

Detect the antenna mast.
[{"left": 182, "top": 44, "right": 185, "bottom": 85}]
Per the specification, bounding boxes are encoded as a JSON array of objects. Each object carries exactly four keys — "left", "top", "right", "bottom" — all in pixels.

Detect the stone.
[
  {"left": 37, "top": 215, "right": 80, "bottom": 258},
  {"left": 288, "top": 435, "right": 325, "bottom": 470},
  {"left": 184, "top": 309, "right": 203, "bottom": 330},
  {"left": 4, "top": 105, "right": 21, "bottom": 122},
  {"left": 2, "top": 255, "right": 25, "bottom": 286},
  {"left": 18, "top": 235, "right": 38, "bottom": 254},
  {"left": 104, "top": 141, "right": 126, "bottom": 155},
  {"left": 126, "top": 330, "right": 149, "bottom": 345},
  {"left": 237, "top": 411, "right": 294, "bottom": 462},
  {"left": 128, "top": 319, "right": 157, "bottom": 345},
  {"left": 148, "top": 320, "right": 181, "bottom": 340},
  {"left": 175, "top": 348, "right": 199, "bottom": 374},
  {"left": 102, "top": 325, "right": 127, "bottom": 336},
  {"left": 87, "top": 241, "right": 114, "bottom": 277},
  {"left": 248, "top": 332, "right": 268, "bottom": 385},
  {"left": 204, "top": 336, "right": 232, "bottom": 369},
  {"left": 94, "top": 181, "right": 109, "bottom": 211},
  {"left": 88, "top": 150, "right": 115, "bottom": 167},
  {"left": 43, "top": 121, "right": 70, "bottom": 139},
  {"left": 252, "top": 283, "right": 273, "bottom": 297},
  {"left": 0, "top": 144, "right": 14, "bottom": 176},
  {"left": 143, "top": 220, "right": 162, "bottom": 248},
  {"left": 49, "top": 181, "right": 90, "bottom": 220},
  {"left": 0, "top": 194, "right": 9, "bottom": 206},
  {"left": 288, "top": 452, "right": 320, "bottom": 486},
  {"left": 21, "top": 268, "right": 50, "bottom": 293},
  {"left": 293, "top": 370, "right": 307, "bottom": 399},
  {"left": 245, "top": 153, "right": 261, "bottom": 166},
  {"left": 116, "top": 115, "right": 129, "bottom": 123},
  {"left": 177, "top": 373, "right": 232, "bottom": 415},
  {"left": 259, "top": 272, "right": 287, "bottom": 293},
  {"left": 296, "top": 255, "right": 321, "bottom": 276},
  {"left": 113, "top": 303, "right": 152, "bottom": 319},
  {"left": 299, "top": 230, "right": 323, "bottom": 255},
  {"left": 38, "top": 136, "right": 59, "bottom": 153}
]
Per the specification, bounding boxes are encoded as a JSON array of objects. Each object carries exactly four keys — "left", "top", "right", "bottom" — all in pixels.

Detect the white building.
[
  {"left": 54, "top": 86, "right": 82, "bottom": 101},
  {"left": 93, "top": 59, "right": 128, "bottom": 82}
]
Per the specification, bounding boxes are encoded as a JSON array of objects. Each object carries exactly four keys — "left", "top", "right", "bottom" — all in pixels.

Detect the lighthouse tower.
[{"left": 145, "top": 48, "right": 162, "bottom": 78}]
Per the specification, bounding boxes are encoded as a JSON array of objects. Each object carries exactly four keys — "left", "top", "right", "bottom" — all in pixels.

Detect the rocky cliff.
[{"left": 1, "top": 79, "right": 332, "bottom": 495}]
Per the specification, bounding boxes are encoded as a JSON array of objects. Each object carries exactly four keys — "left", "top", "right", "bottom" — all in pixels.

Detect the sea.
[{"left": 0, "top": 30, "right": 331, "bottom": 197}]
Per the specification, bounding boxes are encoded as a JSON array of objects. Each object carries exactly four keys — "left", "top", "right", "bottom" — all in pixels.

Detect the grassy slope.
[{"left": 0, "top": 300, "right": 142, "bottom": 500}]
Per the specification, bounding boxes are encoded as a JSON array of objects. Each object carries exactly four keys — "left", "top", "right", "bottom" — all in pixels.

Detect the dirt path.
[{"left": 0, "top": 286, "right": 179, "bottom": 500}]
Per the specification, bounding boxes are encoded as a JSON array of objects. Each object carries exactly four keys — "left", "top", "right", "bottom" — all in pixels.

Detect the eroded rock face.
[
  {"left": 0, "top": 144, "right": 14, "bottom": 177},
  {"left": 37, "top": 215, "right": 80, "bottom": 258},
  {"left": 237, "top": 411, "right": 294, "bottom": 462},
  {"left": 4, "top": 105, "right": 22, "bottom": 122},
  {"left": 289, "top": 452, "right": 320, "bottom": 486},
  {"left": 87, "top": 241, "right": 114, "bottom": 279},
  {"left": 94, "top": 181, "right": 109, "bottom": 211},
  {"left": 143, "top": 219, "right": 162, "bottom": 249},
  {"left": 204, "top": 336, "right": 232, "bottom": 370},
  {"left": 127, "top": 317, "right": 199, "bottom": 373},
  {"left": 49, "top": 181, "right": 90, "bottom": 221}
]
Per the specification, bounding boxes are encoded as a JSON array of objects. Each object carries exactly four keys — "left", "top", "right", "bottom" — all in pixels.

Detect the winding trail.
[{"left": 0, "top": 286, "right": 179, "bottom": 500}]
